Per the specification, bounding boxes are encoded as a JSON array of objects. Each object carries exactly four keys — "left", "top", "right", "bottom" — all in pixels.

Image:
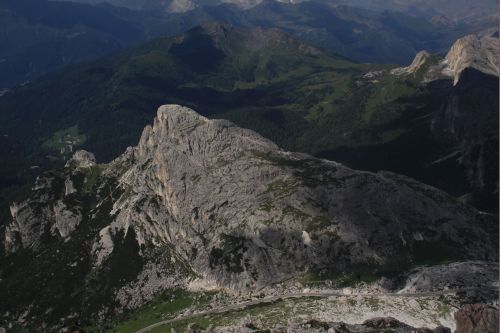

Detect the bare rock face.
[
  {"left": 454, "top": 304, "right": 499, "bottom": 333},
  {"left": 6, "top": 105, "right": 498, "bottom": 282},
  {"left": 103, "top": 104, "right": 495, "bottom": 289},
  {"left": 4, "top": 150, "right": 94, "bottom": 253},
  {"left": 431, "top": 67, "right": 499, "bottom": 198},
  {"left": 391, "top": 35, "right": 498, "bottom": 85},
  {"left": 5, "top": 150, "right": 95, "bottom": 253},
  {"left": 65, "top": 150, "right": 97, "bottom": 169},
  {"left": 389, "top": 35, "right": 499, "bottom": 205},
  {"left": 2, "top": 105, "right": 498, "bottom": 323},
  {"left": 442, "top": 35, "right": 499, "bottom": 85},
  {"left": 5, "top": 175, "right": 83, "bottom": 253},
  {"left": 391, "top": 51, "right": 431, "bottom": 76},
  {"left": 399, "top": 261, "right": 498, "bottom": 294}
]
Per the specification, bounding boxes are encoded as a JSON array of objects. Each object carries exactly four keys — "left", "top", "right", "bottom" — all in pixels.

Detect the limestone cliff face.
[
  {"left": 2, "top": 105, "right": 498, "bottom": 330},
  {"left": 5, "top": 105, "right": 497, "bottom": 295},
  {"left": 431, "top": 68, "right": 499, "bottom": 198},
  {"left": 5, "top": 151, "right": 98, "bottom": 254},
  {"left": 121, "top": 105, "right": 496, "bottom": 290},
  {"left": 5, "top": 176, "right": 83, "bottom": 253},
  {"left": 442, "top": 35, "right": 498, "bottom": 85},
  {"left": 390, "top": 51, "right": 431, "bottom": 76},
  {"left": 391, "top": 35, "right": 498, "bottom": 85},
  {"left": 388, "top": 35, "right": 499, "bottom": 203}
]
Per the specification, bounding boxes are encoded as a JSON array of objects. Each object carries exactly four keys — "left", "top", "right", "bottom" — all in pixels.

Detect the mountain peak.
[
  {"left": 391, "top": 35, "right": 499, "bottom": 85},
  {"left": 176, "top": 23, "right": 322, "bottom": 56},
  {"left": 391, "top": 50, "right": 431, "bottom": 75},
  {"left": 4, "top": 104, "right": 497, "bottom": 324},
  {"left": 442, "top": 34, "right": 498, "bottom": 84},
  {"left": 137, "top": 104, "right": 279, "bottom": 159},
  {"left": 156, "top": 104, "right": 209, "bottom": 130}
]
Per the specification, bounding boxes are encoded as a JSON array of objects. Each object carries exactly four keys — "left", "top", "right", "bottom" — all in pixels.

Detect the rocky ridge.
[
  {"left": 431, "top": 66, "right": 499, "bottom": 201},
  {"left": 386, "top": 35, "right": 499, "bottom": 205},
  {"left": 442, "top": 35, "right": 498, "bottom": 85},
  {"left": 2, "top": 105, "right": 498, "bottom": 325},
  {"left": 173, "top": 22, "right": 322, "bottom": 57},
  {"left": 398, "top": 261, "right": 498, "bottom": 294},
  {"left": 390, "top": 51, "right": 432, "bottom": 76},
  {"left": 391, "top": 34, "right": 498, "bottom": 85}
]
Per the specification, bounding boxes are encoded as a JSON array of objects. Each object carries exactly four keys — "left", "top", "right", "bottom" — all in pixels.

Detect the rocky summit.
[
  {"left": 390, "top": 51, "right": 432, "bottom": 76},
  {"left": 442, "top": 35, "right": 498, "bottom": 85},
  {"left": 391, "top": 34, "right": 499, "bottom": 85},
  {"left": 2, "top": 105, "right": 497, "bottom": 326}
]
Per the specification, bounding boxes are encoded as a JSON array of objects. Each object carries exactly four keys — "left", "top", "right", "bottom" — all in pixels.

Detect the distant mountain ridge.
[
  {"left": 1, "top": 0, "right": 481, "bottom": 89},
  {"left": 323, "top": 35, "right": 499, "bottom": 210},
  {"left": 53, "top": 0, "right": 498, "bottom": 20},
  {"left": 390, "top": 34, "right": 499, "bottom": 84},
  {"left": 442, "top": 35, "right": 499, "bottom": 84},
  {"left": 54, "top": 0, "right": 500, "bottom": 37},
  {"left": 0, "top": 0, "right": 153, "bottom": 88}
]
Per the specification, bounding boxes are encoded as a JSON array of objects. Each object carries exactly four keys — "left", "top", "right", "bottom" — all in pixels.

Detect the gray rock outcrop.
[
  {"left": 454, "top": 304, "right": 499, "bottom": 333},
  {"left": 65, "top": 150, "right": 97, "bottom": 169},
  {"left": 391, "top": 35, "right": 499, "bottom": 85},
  {"left": 6, "top": 105, "right": 497, "bottom": 287},
  {"left": 2, "top": 105, "right": 497, "bottom": 325},
  {"left": 391, "top": 51, "right": 431, "bottom": 76},
  {"left": 442, "top": 35, "right": 498, "bottom": 85}
]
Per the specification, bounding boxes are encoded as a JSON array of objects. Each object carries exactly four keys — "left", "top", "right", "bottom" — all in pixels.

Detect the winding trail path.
[{"left": 134, "top": 287, "right": 498, "bottom": 333}]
